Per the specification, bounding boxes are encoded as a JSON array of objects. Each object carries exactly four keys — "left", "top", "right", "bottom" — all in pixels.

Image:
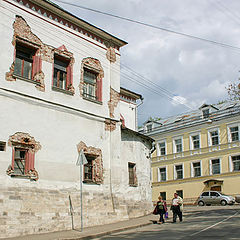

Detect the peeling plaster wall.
[
  {"left": 0, "top": 2, "right": 152, "bottom": 238},
  {"left": 0, "top": 2, "right": 121, "bottom": 120},
  {"left": 120, "top": 130, "right": 153, "bottom": 211}
]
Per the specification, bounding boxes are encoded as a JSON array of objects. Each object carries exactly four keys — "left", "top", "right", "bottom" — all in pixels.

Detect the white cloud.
[{"left": 52, "top": 0, "right": 240, "bottom": 124}]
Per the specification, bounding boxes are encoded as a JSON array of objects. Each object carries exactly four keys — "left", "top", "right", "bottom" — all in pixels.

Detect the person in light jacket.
[{"left": 171, "top": 193, "right": 183, "bottom": 223}]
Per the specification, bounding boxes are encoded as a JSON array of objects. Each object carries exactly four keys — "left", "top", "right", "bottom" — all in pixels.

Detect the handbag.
[
  {"left": 153, "top": 206, "right": 158, "bottom": 215},
  {"left": 164, "top": 211, "right": 168, "bottom": 219}
]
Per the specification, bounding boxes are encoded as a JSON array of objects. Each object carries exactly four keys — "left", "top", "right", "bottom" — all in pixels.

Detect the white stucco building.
[{"left": 0, "top": 0, "right": 153, "bottom": 238}]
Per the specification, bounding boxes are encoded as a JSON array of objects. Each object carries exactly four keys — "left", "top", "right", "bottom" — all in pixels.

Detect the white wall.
[
  {"left": 0, "top": 1, "right": 152, "bottom": 238},
  {"left": 119, "top": 100, "right": 137, "bottom": 131}
]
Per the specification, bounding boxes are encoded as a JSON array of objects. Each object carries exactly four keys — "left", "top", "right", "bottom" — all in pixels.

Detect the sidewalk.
[
  {"left": 4, "top": 214, "right": 161, "bottom": 240},
  {"left": 4, "top": 205, "right": 228, "bottom": 240}
]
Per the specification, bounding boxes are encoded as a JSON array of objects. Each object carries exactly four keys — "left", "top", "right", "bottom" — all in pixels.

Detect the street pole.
[
  {"left": 77, "top": 150, "right": 87, "bottom": 232},
  {"left": 80, "top": 158, "right": 83, "bottom": 232}
]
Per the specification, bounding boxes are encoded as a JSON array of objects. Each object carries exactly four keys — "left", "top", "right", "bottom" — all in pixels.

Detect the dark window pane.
[
  {"left": 23, "top": 60, "right": 32, "bottom": 79},
  {"left": 160, "top": 192, "right": 166, "bottom": 200},
  {"left": 176, "top": 190, "right": 183, "bottom": 198},
  {"left": 232, "top": 156, "right": 240, "bottom": 171},
  {"left": 201, "top": 192, "right": 209, "bottom": 196},
  {"left": 128, "top": 163, "right": 136, "bottom": 185},
  {"left": 84, "top": 156, "right": 94, "bottom": 181},
  {"left": 203, "top": 109, "right": 209, "bottom": 118},
  {"left": 14, "top": 149, "right": 27, "bottom": 175},
  {"left": 0, "top": 142, "right": 6, "bottom": 151},
  {"left": 53, "top": 57, "right": 68, "bottom": 90},
  {"left": 14, "top": 57, "right": 22, "bottom": 76},
  {"left": 210, "top": 192, "right": 219, "bottom": 197},
  {"left": 212, "top": 159, "right": 220, "bottom": 174}
]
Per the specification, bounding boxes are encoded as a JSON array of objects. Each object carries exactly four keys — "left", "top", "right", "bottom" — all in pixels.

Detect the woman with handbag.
[{"left": 156, "top": 196, "right": 167, "bottom": 224}]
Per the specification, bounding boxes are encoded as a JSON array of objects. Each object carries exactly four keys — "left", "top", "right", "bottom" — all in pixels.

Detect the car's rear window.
[{"left": 201, "top": 192, "right": 209, "bottom": 196}]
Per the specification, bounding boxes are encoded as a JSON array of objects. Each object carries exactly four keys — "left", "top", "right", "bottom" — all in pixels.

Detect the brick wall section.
[
  {"left": 108, "top": 88, "right": 120, "bottom": 118},
  {"left": 0, "top": 185, "right": 152, "bottom": 238}
]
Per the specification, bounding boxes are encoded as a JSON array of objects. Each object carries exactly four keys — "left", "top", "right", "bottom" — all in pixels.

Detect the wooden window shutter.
[
  {"left": 66, "top": 64, "right": 73, "bottom": 87},
  {"left": 32, "top": 54, "right": 42, "bottom": 79},
  {"left": 26, "top": 150, "right": 35, "bottom": 172},
  {"left": 11, "top": 148, "right": 15, "bottom": 169},
  {"left": 96, "top": 77, "right": 102, "bottom": 102}
]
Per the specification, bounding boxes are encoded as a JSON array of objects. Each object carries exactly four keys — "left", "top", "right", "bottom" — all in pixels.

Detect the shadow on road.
[{"left": 98, "top": 207, "right": 240, "bottom": 240}]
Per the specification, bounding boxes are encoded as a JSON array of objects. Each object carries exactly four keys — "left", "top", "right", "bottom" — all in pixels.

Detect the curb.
[{"left": 61, "top": 222, "right": 152, "bottom": 240}]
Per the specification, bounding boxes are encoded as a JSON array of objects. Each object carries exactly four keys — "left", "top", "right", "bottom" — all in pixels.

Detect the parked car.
[{"left": 198, "top": 191, "right": 235, "bottom": 206}]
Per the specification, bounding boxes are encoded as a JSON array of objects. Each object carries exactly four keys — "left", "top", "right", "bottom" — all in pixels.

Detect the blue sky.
[{"left": 52, "top": 0, "right": 240, "bottom": 125}]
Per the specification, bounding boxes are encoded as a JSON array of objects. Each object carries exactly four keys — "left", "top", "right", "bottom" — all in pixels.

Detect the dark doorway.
[{"left": 211, "top": 186, "right": 221, "bottom": 191}]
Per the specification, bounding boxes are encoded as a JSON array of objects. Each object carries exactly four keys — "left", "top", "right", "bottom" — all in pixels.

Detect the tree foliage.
[{"left": 226, "top": 81, "right": 240, "bottom": 100}]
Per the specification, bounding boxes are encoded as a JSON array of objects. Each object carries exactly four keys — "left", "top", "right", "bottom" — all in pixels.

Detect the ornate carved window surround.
[
  {"left": 77, "top": 141, "right": 103, "bottom": 184},
  {"left": 7, "top": 132, "right": 41, "bottom": 181},
  {"left": 80, "top": 58, "right": 104, "bottom": 104}
]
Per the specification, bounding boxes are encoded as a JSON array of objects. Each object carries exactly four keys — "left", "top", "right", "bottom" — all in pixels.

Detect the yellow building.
[{"left": 141, "top": 101, "right": 240, "bottom": 204}]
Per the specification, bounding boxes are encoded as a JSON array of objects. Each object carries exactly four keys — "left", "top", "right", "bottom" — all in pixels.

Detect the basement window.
[{"left": 0, "top": 142, "right": 6, "bottom": 151}]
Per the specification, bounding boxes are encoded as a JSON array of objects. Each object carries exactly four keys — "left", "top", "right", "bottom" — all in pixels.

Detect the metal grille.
[{"left": 14, "top": 149, "right": 27, "bottom": 175}]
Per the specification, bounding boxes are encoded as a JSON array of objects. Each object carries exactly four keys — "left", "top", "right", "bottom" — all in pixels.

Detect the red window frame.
[
  {"left": 11, "top": 147, "right": 35, "bottom": 176},
  {"left": 53, "top": 55, "right": 73, "bottom": 91},
  {"left": 83, "top": 68, "right": 102, "bottom": 102},
  {"left": 14, "top": 42, "right": 42, "bottom": 81}
]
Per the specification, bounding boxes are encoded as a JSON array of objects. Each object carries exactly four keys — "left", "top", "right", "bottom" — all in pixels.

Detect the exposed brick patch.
[
  {"left": 77, "top": 141, "right": 103, "bottom": 184},
  {"left": 8, "top": 132, "right": 41, "bottom": 152},
  {"left": 6, "top": 16, "right": 75, "bottom": 95},
  {"left": 106, "top": 47, "right": 116, "bottom": 63},
  {"left": 108, "top": 88, "right": 120, "bottom": 118},
  {"left": 105, "top": 119, "right": 117, "bottom": 132},
  {"left": 79, "top": 57, "right": 104, "bottom": 97},
  {"left": 5, "top": 63, "right": 16, "bottom": 82},
  {"left": 34, "top": 71, "right": 45, "bottom": 92}
]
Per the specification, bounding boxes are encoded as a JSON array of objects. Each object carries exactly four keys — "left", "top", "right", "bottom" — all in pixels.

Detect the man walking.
[{"left": 171, "top": 193, "right": 183, "bottom": 223}]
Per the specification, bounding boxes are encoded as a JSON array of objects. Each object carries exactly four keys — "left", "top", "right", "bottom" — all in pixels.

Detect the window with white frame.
[
  {"left": 210, "top": 159, "right": 220, "bottom": 175},
  {"left": 192, "top": 161, "right": 201, "bottom": 177},
  {"left": 175, "top": 164, "right": 183, "bottom": 179},
  {"left": 232, "top": 155, "right": 240, "bottom": 172},
  {"left": 146, "top": 124, "right": 152, "bottom": 133},
  {"left": 202, "top": 109, "right": 210, "bottom": 118},
  {"left": 209, "top": 129, "right": 219, "bottom": 146},
  {"left": 229, "top": 126, "right": 239, "bottom": 142},
  {"left": 190, "top": 134, "right": 200, "bottom": 150},
  {"left": 158, "top": 141, "right": 166, "bottom": 156},
  {"left": 174, "top": 138, "right": 183, "bottom": 153},
  {"left": 158, "top": 167, "right": 166, "bottom": 182}
]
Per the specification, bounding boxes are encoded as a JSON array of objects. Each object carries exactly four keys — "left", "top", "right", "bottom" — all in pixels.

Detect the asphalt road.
[{"left": 95, "top": 206, "right": 240, "bottom": 240}]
